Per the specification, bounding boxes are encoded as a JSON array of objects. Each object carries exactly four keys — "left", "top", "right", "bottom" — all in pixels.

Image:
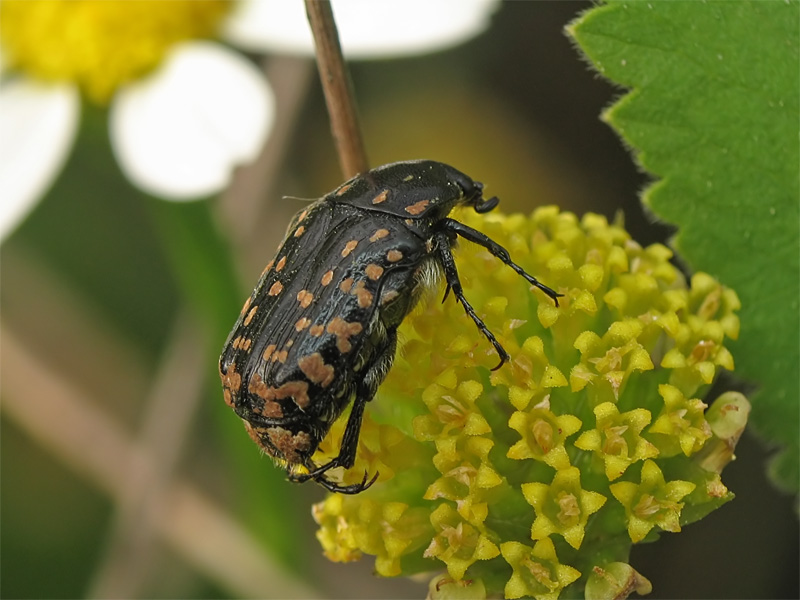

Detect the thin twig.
[{"left": 305, "top": 0, "right": 369, "bottom": 178}]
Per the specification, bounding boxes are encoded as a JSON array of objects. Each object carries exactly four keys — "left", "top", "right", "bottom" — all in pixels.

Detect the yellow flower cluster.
[
  {"left": 312, "top": 207, "right": 747, "bottom": 599},
  {"left": 0, "top": 0, "right": 231, "bottom": 102}
]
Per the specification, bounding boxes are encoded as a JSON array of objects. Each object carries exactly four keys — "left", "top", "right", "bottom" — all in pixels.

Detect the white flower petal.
[
  {"left": 110, "top": 41, "right": 275, "bottom": 200},
  {"left": 0, "top": 80, "right": 79, "bottom": 240},
  {"left": 224, "top": 0, "right": 500, "bottom": 58}
]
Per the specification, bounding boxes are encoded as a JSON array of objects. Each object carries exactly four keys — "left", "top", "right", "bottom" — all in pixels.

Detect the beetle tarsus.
[
  {"left": 290, "top": 461, "right": 378, "bottom": 494},
  {"left": 315, "top": 470, "right": 379, "bottom": 495}
]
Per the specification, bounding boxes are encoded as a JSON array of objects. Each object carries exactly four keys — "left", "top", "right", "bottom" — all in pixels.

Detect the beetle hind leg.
[
  {"left": 289, "top": 330, "right": 397, "bottom": 494},
  {"left": 289, "top": 328, "right": 396, "bottom": 493},
  {"left": 288, "top": 386, "right": 377, "bottom": 494}
]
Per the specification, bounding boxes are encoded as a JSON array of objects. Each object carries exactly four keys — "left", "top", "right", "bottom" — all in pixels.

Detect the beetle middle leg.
[
  {"left": 433, "top": 230, "right": 511, "bottom": 371},
  {"left": 441, "top": 218, "right": 563, "bottom": 306}
]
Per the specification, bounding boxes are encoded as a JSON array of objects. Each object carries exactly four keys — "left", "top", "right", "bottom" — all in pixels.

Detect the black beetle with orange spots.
[{"left": 219, "top": 160, "right": 562, "bottom": 494}]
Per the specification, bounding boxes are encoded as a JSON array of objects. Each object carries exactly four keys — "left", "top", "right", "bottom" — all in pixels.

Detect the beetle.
[{"left": 219, "top": 160, "right": 562, "bottom": 494}]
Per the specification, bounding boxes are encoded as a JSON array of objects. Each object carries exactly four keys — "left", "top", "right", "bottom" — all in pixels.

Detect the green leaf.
[{"left": 569, "top": 1, "right": 799, "bottom": 491}]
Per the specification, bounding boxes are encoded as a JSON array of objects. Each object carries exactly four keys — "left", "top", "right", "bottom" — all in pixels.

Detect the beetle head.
[{"left": 459, "top": 178, "right": 499, "bottom": 214}]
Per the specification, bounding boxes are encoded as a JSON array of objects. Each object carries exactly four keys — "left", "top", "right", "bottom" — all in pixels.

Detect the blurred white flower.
[
  {"left": 0, "top": 1, "right": 273, "bottom": 239},
  {"left": 0, "top": 80, "right": 79, "bottom": 240},
  {"left": 110, "top": 42, "right": 273, "bottom": 200},
  {"left": 225, "top": 0, "right": 500, "bottom": 58},
  {"left": 0, "top": 0, "right": 500, "bottom": 240}
]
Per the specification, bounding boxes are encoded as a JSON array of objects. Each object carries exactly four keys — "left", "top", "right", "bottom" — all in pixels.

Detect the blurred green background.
[{"left": 1, "top": 2, "right": 797, "bottom": 598}]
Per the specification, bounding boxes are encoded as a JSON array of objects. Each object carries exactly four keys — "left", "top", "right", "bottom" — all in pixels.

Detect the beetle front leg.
[
  {"left": 441, "top": 218, "right": 563, "bottom": 306},
  {"left": 433, "top": 230, "right": 510, "bottom": 370}
]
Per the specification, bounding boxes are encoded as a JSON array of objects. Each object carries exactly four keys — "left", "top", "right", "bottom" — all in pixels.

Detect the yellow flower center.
[
  {"left": 633, "top": 494, "right": 662, "bottom": 518},
  {"left": 436, "top": 395, "right": 469, "bottom": 427},
  {"left": 523, "top": 558, "right": 557, "bottom": 588},
  {"left": 603, "top": 425, "right": 630, "bottom": 455},
  {"left": 697, "top": 286, "right": 721, "bottom": 319},
  {"left": 532, "top": 418, "right": 554, "bottom": 453},
  {"left": 555, "top": 491, "right": 580, "bottom": 525},
  {"left": 0, "top": 0, "right": 231, "bottom": 103},
  {"left": 690, "top": 339, "right": 716, "bottom": 363}
]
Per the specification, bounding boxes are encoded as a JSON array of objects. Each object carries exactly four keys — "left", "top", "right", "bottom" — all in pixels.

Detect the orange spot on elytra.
[
  {"left": 298, "top": 352, "right": 335, "bottom": 387},
  {"left": 352, "top": 281, "right": 373, "bottom": 308},
  {"left": 266, "top": 427, "right": 312, "bottom": 463},
  {"left": 244, "top": 305, "right": 258, "bottom": 326},
  {"left": 365, "top": 263, "right": 384, "bottom": 280},
  {"left": 370, "top": 228, "right": 389, "bottom": 242},
  {"left": 220, "top": 363, "right": 242, "bottom": 392},
  {"left": 404, "top": 199, "right": 430, "bottom": 215},
  {"left": 296, "top": 289, "right": 314, "bottom": 308},
  {"left": 335, "top": 182, "right": 353, "bottom": 196},
  {"left": 261, "top": 260, "right": 274, "bottom": 278},
  {"left": 341, "top": 240, "right": 358, "bottom": 258},
  {"left": 387, "top": 249, "right": 403, "bottom": 263},
  {"left": 275, "top": 350, "right": 288, "bottom": 363},
  {"left": 247, "top": 374, "right": 285, "bottom": 418},
  {"left": 240, "top": 296, "right": 252, "bottom": 316},
  {"left": 326, "top": 317, "right": 363, "bottom": 353}
]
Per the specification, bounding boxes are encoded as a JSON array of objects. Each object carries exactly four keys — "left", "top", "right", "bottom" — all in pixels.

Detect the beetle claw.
[{"left": 490, "top": 354, "right": 507, "bottom": 371}]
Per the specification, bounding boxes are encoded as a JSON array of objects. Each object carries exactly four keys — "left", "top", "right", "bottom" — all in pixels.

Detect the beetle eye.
[{"left": 473, "top": 195, "right": 499, "bottom": 214}]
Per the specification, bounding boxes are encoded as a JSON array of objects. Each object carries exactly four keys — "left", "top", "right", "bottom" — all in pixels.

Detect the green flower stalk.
[{"left": 311, "top": 207, "right": 748, "bottom": 599}]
